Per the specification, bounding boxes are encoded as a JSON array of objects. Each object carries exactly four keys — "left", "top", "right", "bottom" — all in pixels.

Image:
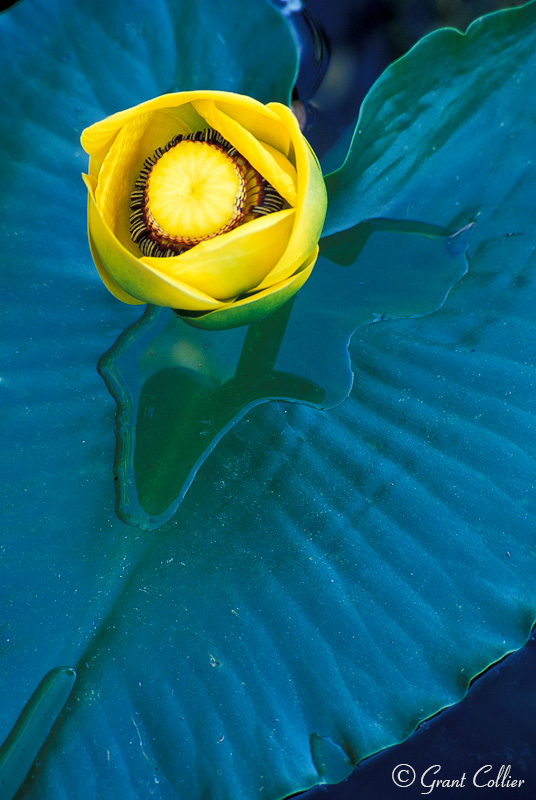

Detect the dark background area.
[{"left": 291, "top": 0, "right": 525, "bottom": 161}]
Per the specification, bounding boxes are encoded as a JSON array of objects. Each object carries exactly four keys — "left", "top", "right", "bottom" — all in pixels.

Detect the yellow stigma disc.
[{"left": 146, "top": 141, "right": 246, "bottom": 246}]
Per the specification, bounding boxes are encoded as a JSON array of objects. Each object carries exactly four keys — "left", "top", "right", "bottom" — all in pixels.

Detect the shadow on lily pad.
[{"left": 98, "top": 217, "right": 472, "bottom": 530}]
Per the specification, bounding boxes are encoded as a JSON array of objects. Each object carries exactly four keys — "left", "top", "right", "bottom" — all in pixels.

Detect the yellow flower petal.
[
  {"left": 83, "top": 176, "right": 144, "bottom": 305},
  {"left": 84, "top": 175, "right": 224, "bottom": 310},
  {"left": 214, "top": 98, "right": 292, "bottom": 157},
  {"left": 141, "top": 210, "right": 295, "bottom": 301},
  {"left": 178, "top": 247, "right": 319, "bottom": 330},
  {"left": 193, "top": 99, "right": 298, "bottom": 206},
  {"left": 81, "top": 93, "right": 206, "bottom": 162},
  {"left": 255, "top": 103, "right": 327, "bottom": 290},
  {"left": 94, "top": 112, "right": 153, "bottom": 253},
  {"left": 88, "top": 156, "right": 101, "bottom": 182}
]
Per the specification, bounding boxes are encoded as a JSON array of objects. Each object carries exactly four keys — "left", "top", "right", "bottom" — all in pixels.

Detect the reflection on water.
[
  {"left": 98, "top": 218, "right": 472, "bottom": 530},
  {"left": 100, "top": 301, "right": 324, "bottom": 528}
]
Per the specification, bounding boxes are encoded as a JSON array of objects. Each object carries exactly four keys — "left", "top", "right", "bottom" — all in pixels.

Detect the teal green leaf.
[
  {"left": 324, "top": 0, "right": 536, "bottom": 236},
  {"left": 1, "top": 1, "right": 536, "bottom": 800},
  {"left": 0, "top": 668, "right": 76, "bottom": 800}
]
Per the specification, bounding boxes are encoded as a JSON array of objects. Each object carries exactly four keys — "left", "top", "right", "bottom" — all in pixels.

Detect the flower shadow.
[{"left": 99, "top": 217, "right": 472, "bottom": 530}]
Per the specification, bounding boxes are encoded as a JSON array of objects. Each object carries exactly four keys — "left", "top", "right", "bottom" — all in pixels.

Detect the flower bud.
[{"left": 81, "top": 91, "right": 327, "bottom": 329}]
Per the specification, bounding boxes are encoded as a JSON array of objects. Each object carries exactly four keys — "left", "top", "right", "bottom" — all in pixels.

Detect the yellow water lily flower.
[{"left": 81, "top": 90, "right": 327, "bottom": 329}]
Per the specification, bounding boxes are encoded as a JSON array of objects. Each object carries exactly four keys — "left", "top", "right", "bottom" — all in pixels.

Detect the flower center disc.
[
  {"left": 130, "top": 129, "right": 287, "bottom": 258},
  {"left": 146, "top": 141, "right": 246, "bottom": 247}
]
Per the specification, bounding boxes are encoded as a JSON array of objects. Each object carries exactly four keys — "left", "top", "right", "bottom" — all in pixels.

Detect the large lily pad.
[{"left": 1, "top": 1, "right": 536, "bottom": 799}]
